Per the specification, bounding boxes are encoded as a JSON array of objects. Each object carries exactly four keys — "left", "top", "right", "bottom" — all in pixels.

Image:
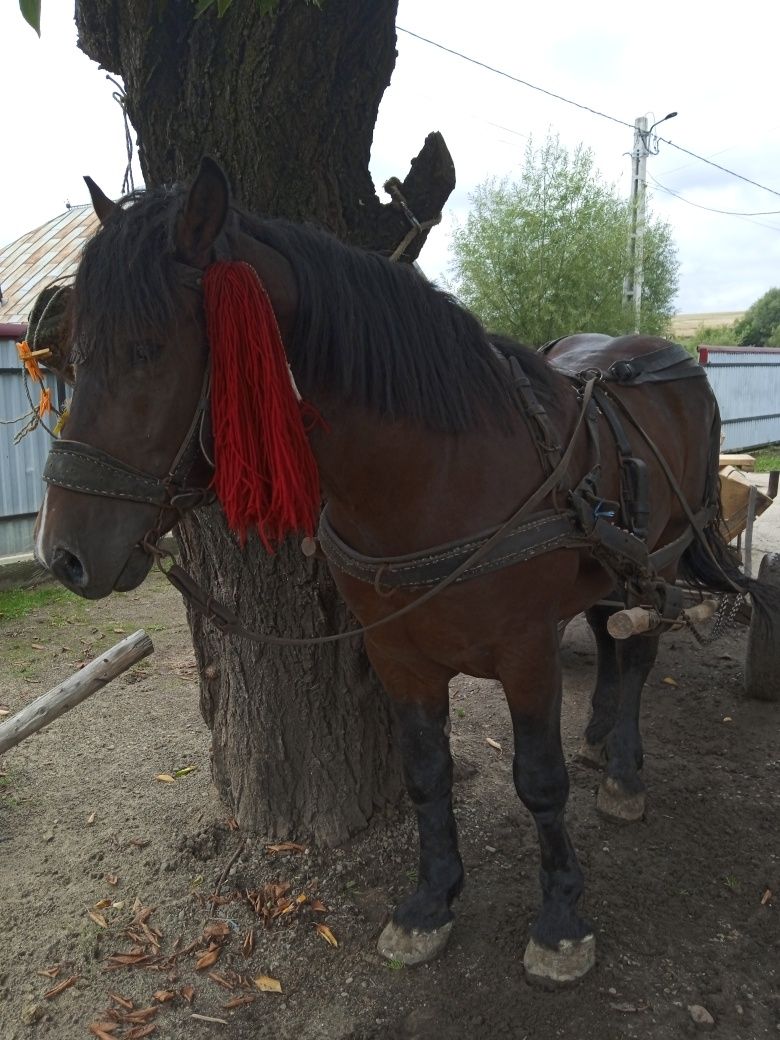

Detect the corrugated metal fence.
[
  {"left": 699, "top": 346, "right": 780, "bottom": 452},
  {"left": 0, "top": 336, "right": 59, "bottom": 556}
]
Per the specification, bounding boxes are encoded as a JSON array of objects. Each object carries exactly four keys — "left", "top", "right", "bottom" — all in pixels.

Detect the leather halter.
[
  {"left": 42, "top": 257, "right": 215, "bottom": 528},
  {"left": 42, "top": 364, "right": 214, "bottom": 518}
]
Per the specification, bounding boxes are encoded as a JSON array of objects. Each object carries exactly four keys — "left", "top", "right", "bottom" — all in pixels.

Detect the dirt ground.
[{"left": 1, "top": 568, "right": 778, "bottom": 1040}]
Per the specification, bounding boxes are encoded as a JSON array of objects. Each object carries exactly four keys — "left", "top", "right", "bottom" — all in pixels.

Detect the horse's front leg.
[
  {"left": 500, "top": 626, "right": 595, "bottom": 985},
  {"left": 584, "top": 604, "right": 660, "bottom": 823},
  {"left": 370, "top": 653, "right": 462, "bottom": 966}
]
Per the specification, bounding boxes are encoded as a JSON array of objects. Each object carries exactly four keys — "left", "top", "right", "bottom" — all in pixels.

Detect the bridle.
[{"left": 42, "top": 259, "right": 217, "bottom": 550}]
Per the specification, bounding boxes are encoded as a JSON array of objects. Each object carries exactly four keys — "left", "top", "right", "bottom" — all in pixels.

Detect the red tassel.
[{"left": 203, "top": 260, "right": 323, "bottom": 551}]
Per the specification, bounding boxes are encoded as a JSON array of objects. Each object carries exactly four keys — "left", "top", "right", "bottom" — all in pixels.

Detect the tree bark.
[{"left": 74, "top": 0, "right": 455, "bottom": 844}]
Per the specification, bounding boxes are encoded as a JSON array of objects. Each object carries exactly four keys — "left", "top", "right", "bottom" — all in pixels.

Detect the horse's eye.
[{"left": 130, "top": 342, "right": 162, "bottom": 366}]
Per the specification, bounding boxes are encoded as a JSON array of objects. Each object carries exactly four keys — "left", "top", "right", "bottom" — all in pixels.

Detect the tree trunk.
[{"left": 74, "top": 0, "right": 455, "bottom": 844}]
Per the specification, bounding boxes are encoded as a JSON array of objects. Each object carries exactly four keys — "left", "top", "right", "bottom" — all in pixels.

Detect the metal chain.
[{"left": 685, "top": 593, "right": 746, "bottom": 646}]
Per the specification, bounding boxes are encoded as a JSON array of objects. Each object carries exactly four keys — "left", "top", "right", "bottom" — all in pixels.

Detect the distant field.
[{"left": 670, "top": 311, "right": 744, "bottom": 336}]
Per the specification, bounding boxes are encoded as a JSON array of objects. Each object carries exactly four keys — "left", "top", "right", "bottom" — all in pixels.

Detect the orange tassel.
[{"left": 17, "top": 340, "right": 43, "bottom": 384}]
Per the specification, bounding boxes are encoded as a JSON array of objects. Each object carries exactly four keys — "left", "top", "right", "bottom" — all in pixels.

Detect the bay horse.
[{"left": 34, "top": 159, "right": 775, "bottom": 985}]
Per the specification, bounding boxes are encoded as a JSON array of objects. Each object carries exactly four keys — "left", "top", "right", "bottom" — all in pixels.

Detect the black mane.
[{"left": 73, "top": 186, "right": 556, "bottom": 433}]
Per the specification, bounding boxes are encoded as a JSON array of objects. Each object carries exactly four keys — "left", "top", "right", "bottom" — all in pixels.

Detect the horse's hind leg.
[
  {"left": 501, "top": 631, "right": 595, "bottom": 984},
  {"left": 585, "top": 604, "right": 660, "bottom": 823},
  {"left": 370, "top": 660, "right": 463, "bottom": 966}
]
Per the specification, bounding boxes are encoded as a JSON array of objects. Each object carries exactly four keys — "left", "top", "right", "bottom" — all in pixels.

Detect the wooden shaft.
[
  {"left": 607, "top": 598, "right": 716, "bottom": 640},
  {"left": 0, "top": 630, "right": 153, "bottom": 755},
  {"left": 607, "top": 606, "right": 659, "bottom": 640}
]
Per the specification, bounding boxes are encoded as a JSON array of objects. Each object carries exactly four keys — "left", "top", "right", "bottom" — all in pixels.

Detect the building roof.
[{"left": 0, "top": 205, "right": 99, "bottom": 327}]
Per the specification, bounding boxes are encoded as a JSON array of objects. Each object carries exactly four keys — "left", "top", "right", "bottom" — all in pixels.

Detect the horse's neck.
[{"left": 231, "top": 226, "right": 582, "bottom": 555}]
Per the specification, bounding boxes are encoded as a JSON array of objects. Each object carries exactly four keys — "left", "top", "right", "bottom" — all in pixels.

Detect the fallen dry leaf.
[
  {"left": 661, "top": 676, "right": 678, "bottom": 687},
  {"left": 129, "top": 838, "right": 149, "bottom": 849},
  {"left": 123, "top": 1025, "right": 157, "bottom": 1040},
  {"left": 87, "top": 811, "right": 96, "bottom": 825},
  {"left": 37, "top": 964, "right": 61, "bottom": 978},
  {"left": 89, "top": 1024, "right": 119, "bottom": 1040},
  {"left": 226, "top": 817, "right": 240, "bottom": 831},
  {"left": 314, "top": 923, "right": 339, "bottom": 948},
  {"left": 94, "top": 898, "right": 112, "bottom": 910},
  {"left": 31, "top": 643, "right": 45, "bottom": 650},
  {"left": 153, "top": 990, "right": 176, "bottom": 1003},
  {"left": 154, "top": 773, "right": 175, "bottom": 783},
  {"left": 242, "top": 928, "right": 255, "bottom": 958},
  {"left": 208, "top": 972, "right": 235, "bottom": 991},
  {"left": 203, "top": 920, "right": 231, "bottom": 941},
  {"left": 88, "top": 909, "right": 109, "bottom": 929},
  {"left": 113, "top": 1006, "right": 158, "bottom": 1024},
  {"left": 173, "top": 765, "right": 197, "bottom": 778},
  {"left": 310, "top": 899, "right": 328, "bottom": 913},
  {"left": 105, "top": 874, "right": 119, "bottom": 886},
  {"left": 179, "top": 985, "right": 195, "bottom": 1004},
  {"left": 761, "top": 888, "right": 773, "bottom": 905},
  {"left": 265, "top": 841, "right": 306, "bottom": 854},
  {"left": 254, "top": 974, "right": 283, "bottom": 993},
  {"left": 485, "top": 737, "right": 503, "bottom": 752},
  {"left": 195, "top": 945, "right": 222, "bottom": 971},
  {"left": 0, "top": 707, "right": 11, "bottom": 717},
  {"left": 223, "top": 994, "right": 256, "bottom": 1009},
  {"left": 108, "top": 993, "right": 134, "bottom": 1009},
  {"left": 43, "top": 974, "right": 79, "bottom": 999}
]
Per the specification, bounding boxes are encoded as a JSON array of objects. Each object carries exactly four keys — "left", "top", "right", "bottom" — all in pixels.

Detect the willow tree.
[
  {"left": 450, "top": 135, "right": 678, "bottom": 345},
  {"left": 71, "top": 0, "right": 455, "bottom": 844}
]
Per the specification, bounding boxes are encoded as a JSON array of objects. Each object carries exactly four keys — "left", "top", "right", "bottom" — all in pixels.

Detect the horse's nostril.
[{"left": 51, "top": 547, "right": 87, "bottom": 588}]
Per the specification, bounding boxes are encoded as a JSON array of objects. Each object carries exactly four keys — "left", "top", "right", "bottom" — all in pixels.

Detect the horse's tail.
[{"left": 678, "top": 410, "right": 780, "bottom": 629}]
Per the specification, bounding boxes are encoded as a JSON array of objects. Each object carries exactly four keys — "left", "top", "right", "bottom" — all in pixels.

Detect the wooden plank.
[
  {"left": 0, "top": 630, "right": 153, "bottom": 754},
  {"left": 719, "top": 453, "right": 755, "bottom": 471}
]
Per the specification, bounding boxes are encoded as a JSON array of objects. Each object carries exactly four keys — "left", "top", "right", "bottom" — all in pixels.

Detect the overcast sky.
[{"left": 2, "top": 0, "right": 780, "bottom": 315}]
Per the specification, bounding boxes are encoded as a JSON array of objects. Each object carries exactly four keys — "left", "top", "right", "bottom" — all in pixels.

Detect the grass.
[
  {"left": 752, "top": 445, "right": 780, "bottom": 473},
  {"left": 0, "top": 583, "right": 80, "bottom": 622}
]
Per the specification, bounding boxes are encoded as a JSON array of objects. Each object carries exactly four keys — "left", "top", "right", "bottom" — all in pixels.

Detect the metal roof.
[{"left": 0, "top": 205, "right": 99, "bottom": 326}]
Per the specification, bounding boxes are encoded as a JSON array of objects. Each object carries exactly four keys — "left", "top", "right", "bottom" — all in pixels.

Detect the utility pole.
[
  {"left": 623, "top": 116, "right": 649, "bottom": 333},
  {"left": 623, "top": 111, "right": 677, "bottom": 332}
]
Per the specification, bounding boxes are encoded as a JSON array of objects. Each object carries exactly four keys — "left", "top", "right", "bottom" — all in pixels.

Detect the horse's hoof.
[
  {"left": 576, "top": 740, "right": 606, "bottom": 770},
  {"left": 377, "top": 919, "right": 453, "bottom": 966},
  {"left": 523, "top": 933, "right": 596, "bottom": 986},
  {"left": 596, "top": 776, "right": 646, "bottom": 823}
]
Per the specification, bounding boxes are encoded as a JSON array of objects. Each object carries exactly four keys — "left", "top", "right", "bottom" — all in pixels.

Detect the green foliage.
[
  {"left": 752, "top": 445, "right": 780, "bottom": 472},
  {"left": 733, "top": 287, "right": 780, "bottom": 346},
  {"left": 449, "top": 135, "right": 679, "bottom": 347},
  {"left": 677, "top": 323, "right": 739, "bottom": 355},
  {"left": 0, "top": 583, "right": 76, "bottom": 622},
  {"left": 18, "top": 0, "right": 41, "bottom": 34}
]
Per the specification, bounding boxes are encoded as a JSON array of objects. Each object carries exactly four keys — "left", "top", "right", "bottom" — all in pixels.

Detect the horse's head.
[{"left": 36, "top": 160, "right": 233, "bottom": 598}]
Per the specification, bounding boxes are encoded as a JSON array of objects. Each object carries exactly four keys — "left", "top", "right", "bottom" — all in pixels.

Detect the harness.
[
  {"left": 42, "top": 318, "right": 716, "bottom": 645},
  {"left": 316, "top": 344, "right": 715, "bottom": 608}
]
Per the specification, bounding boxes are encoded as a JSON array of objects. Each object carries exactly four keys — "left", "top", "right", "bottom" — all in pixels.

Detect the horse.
[{"left": 34, "top": 158, "right": 776, "bottom": 985}]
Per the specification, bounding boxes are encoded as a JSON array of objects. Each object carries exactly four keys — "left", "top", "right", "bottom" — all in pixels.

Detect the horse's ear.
[
  {"left": 84, "top": 176, "right": 118, "bottom": 225},
  {"left": 175, "top": 157, "right": 231, "bottom": 267}
]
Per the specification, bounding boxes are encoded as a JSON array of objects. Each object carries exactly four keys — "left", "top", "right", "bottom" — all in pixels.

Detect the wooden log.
[
  {"left": 0, "top": 630, "right": 153, "bottom": 755},
  {"left": 607, "top": 599, "right": 716, "bottom": 640}
]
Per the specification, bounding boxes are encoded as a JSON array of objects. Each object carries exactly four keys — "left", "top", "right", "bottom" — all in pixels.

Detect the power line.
[
  {"left": 655, "top": 136, "right": 780, "bottom": 200},
  {"left": 648, "top": 174, "right": 780, "bottom": 232},
  {"left": 396, "top": 27, "right": 635, "bottom": 132},
  {"left": 397, "top": 25, "right": 780, "bottom": 202},
  {"left": 648, "top": 174, "right": 780, "bottom": 216}
]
